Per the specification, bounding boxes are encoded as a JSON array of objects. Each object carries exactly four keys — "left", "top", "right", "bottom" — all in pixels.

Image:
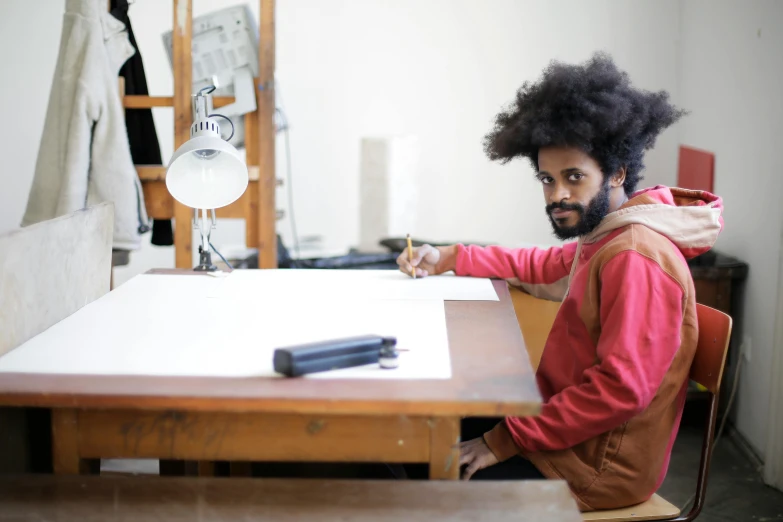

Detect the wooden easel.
[{"left": 119, "top": 0, "right": 278, "bottom": 269}]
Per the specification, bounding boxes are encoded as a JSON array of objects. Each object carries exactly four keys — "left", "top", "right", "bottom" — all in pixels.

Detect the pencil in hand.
[{"left": 407, "top": 233, "right": 416, "bottom": 279}]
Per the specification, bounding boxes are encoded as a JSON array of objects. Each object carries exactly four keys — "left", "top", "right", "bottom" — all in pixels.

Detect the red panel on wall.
[{"left": 677, "top": 145, "right": 715, "bottom": 192}]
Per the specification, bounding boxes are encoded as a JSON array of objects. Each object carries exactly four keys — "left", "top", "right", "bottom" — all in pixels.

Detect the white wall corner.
[{"left": 763, "top": 224, "right": 783, "bottom": 491}]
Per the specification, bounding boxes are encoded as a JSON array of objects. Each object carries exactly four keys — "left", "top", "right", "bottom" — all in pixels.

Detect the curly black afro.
[{"left": 484, "top": 52, "right": 685, "bottom": 196}]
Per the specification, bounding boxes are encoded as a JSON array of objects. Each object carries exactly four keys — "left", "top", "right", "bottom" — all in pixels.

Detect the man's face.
[{"left": 536, "top": 146, "right": 611, "bottom": 240}]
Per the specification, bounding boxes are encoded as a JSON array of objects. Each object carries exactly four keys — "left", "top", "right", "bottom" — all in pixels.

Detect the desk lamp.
[{"left": 166, "top": 86, "right": 248, "bottom": 271}]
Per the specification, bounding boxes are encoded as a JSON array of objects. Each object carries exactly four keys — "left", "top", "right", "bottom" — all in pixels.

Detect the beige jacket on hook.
[{"left": 22, "top": 0, "right": 148, "bottom": 250}]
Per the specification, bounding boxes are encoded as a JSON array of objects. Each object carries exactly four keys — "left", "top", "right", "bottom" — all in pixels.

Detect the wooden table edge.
[{"left": 0, "top": 392, "right": 541, "bottom": 418}]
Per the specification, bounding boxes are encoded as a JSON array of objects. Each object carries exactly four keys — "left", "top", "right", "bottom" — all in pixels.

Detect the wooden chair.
[
  {"left": 582, "top": 303, "right": 732, "bottom": 522},
  {"left": 508, "top": 288, "right": 733, "bottom": 522}
]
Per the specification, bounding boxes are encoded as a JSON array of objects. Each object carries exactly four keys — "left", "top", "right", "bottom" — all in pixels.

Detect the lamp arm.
[{"left": 194, "top": 208, "right": 217, "bottom": 272}]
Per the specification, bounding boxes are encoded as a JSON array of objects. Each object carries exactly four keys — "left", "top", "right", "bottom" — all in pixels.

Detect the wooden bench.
[{"left": 0, "top": 475, "right": 582, "bottom": 521}]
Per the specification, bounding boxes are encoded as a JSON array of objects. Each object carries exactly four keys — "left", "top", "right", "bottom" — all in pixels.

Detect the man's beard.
[{"left": 545, "top": 184, "right": 611, "bottom": 240}]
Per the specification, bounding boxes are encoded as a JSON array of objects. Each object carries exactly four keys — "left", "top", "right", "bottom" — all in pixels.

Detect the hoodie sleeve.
[
  {"left": 454, "top": 243, "right": 577, "bottom": 284},
  {"left": 484, "top": 250, "right": 685, "bottom": 457}
]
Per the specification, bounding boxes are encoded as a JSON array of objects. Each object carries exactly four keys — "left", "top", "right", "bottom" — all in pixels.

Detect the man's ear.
[{"left": 610, "top": 167, "right": 627, "bottom": 188}]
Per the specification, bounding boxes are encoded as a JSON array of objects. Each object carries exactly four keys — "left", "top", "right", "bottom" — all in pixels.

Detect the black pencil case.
[{"left": 273, "top": 335, "right": 395, "bottom": 377}]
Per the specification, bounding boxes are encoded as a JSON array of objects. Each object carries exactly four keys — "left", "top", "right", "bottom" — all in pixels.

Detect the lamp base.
[{"left": 194, "top": 246, "right": 218, "bottom": 272}]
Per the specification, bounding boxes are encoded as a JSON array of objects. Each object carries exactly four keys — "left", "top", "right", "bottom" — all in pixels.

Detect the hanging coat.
[{"left": 22, "top": 0, "right": 149, "bottom": 250}]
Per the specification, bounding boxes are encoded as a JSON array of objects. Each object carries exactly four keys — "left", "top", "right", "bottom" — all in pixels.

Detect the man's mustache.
[{"left": 546, "top": 201, "right": 584, "bottom": 214}]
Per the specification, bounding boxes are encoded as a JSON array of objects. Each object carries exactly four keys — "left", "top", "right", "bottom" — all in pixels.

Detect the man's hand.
[
  {"left": 396, "top": 244, "right": 458, "bottom": 278},
  {"left": 458, "top": 437, "right": 499, "bottom": 480}
]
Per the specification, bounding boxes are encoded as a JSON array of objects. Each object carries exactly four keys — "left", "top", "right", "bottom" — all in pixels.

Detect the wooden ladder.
[{"left": 117, "top": 0, "right": 278, "bottom": 269}]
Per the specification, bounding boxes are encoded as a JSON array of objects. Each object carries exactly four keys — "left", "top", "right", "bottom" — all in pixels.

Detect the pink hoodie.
[{"left": 455, "top": 186, "right": 724, "bottom": 511}]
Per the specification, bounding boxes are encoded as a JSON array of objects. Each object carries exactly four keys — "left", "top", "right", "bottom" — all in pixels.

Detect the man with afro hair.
[{"left": 398, "top": 53, "right": 724, "bottom": 511}]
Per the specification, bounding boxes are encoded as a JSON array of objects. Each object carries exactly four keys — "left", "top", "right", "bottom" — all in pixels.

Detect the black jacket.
[{"left": 111, "top": 0, "right": 172, "bottom": 245}]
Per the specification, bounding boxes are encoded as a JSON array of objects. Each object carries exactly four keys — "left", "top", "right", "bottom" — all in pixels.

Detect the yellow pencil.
[{"left": 406, "top": 233, "right": 416, "bottom": 279}]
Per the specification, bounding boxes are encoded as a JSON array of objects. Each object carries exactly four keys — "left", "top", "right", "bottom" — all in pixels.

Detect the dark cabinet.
[{"left": 689, "top": 251, "right": 748, "bottom": 315}]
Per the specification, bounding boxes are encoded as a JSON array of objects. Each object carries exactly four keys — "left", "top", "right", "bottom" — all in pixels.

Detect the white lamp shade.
[{"left": 166, "top": 135, "right": 249, "bottom": 209}]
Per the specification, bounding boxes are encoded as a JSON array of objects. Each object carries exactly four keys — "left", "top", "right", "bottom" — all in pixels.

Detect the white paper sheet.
[
  {"left": 208, "top": 269, "right": 498, "bottom": 302},
  {"left": 0, "top": 274, "right": 451, "bottom": 379}
]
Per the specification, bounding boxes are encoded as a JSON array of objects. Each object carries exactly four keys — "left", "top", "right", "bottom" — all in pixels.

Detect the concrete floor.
[{"left": 658, "top": 425, "right": 783, "bottom": 521}]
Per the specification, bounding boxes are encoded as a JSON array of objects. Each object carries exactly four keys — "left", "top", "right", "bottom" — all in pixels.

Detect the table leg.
[
  {"left": 51, "top": 409, "right": 99, "bottom": 475},
  {"left": 428, "top": 417, "right": 460, "bottom": 480}
]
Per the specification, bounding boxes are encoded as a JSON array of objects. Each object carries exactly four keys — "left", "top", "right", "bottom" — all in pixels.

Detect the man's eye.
[
  {"left": 539, "top": 176, "right": 553, "bottom": 184},
  {"left": 568, "top": 173, "right": 584, "bottom": 182}
]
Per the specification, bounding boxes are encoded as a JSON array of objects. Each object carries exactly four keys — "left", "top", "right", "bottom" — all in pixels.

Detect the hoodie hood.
[{"left": 584, "top": 185, "right": 723, "bottom": 259}]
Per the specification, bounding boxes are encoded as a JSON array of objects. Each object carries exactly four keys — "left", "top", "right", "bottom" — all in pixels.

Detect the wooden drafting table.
[{"left": 0, "top": 270, "right": 541, "bottom": 479}]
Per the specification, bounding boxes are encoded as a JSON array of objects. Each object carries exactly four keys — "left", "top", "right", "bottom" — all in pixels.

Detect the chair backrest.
[
  {"left": 674, "top": 303, "right": 732, "bottom": 522},
  {"left": 508, "top": 285, "right": 560, "bottom": 371},
  {"left": 0, "top": 203, "right": 113, "bottom": 357},
  {"left": 579, "top": 303, "right": 734, "bottom": 522},
  {"left": 689, "top": 304, "right": 732, "bottom": 394}
]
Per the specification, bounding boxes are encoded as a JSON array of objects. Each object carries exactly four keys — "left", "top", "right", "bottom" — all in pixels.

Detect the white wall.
[
  {"left": 267, "top": 0, "right": 682, "bottom": 251},
  {"left": 678, "top": 0, "right": 783, "bottom": 458},
  {"left": 0, "top": 0, "right": 681, "bottom": 285},
  {"left": 0, "top": 2, "right": 62, "bottom": 235}
]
